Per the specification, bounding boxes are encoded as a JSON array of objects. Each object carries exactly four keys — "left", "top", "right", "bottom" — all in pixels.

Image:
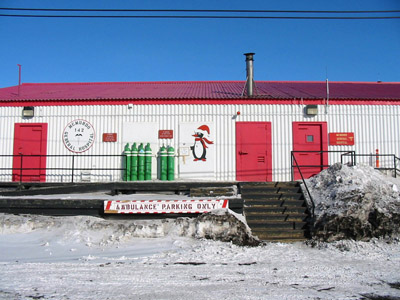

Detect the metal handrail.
[
  {"left": 290, "top": 150, "right": 356, "bottom": 219},
  {"left": 1, "top": 154, "right": 126, "bottom": 183},
  {"left": 291, "top": 150, "right": 399, "bottom": 218},
  {"left": 291, "top": 152, "right": 315, "bottom": 218},
  {"left": 290, "top": 150, "right": 356, "bottom": 179},
  {"left": 342, "top": 153, "right": 400, "bottom": 178}
]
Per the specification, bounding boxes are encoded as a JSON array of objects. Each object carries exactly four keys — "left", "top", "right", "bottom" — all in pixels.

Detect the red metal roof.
[{"left": 0, "top": 81, "right": 399, "bottom": 102}]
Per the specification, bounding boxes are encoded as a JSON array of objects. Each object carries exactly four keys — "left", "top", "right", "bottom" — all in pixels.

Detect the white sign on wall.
[
  {"left": 122, "top": 122, "right": 158, "bottom": 144},
  {"left": 62, "top": 119, "right": 95, "bottom": 153},
  {"left": 104, "top": 199, "right": 228, "bottom": 214},
  {"left": 122, "top": 122, "right": 159, "bottom": 178},
  {"left": 179, "top": 122, "right": 215, "bottom": 180}
]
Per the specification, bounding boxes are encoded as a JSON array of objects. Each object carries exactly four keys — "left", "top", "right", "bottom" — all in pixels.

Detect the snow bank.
[
  {"left": 307, "top": 163, "right": 400, "bottom": 241},
  {"left": 0, "top": 209, "right": 259, "bottom": 248}
]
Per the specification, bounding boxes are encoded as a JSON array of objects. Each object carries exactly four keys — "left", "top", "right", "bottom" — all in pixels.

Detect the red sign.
[
  {"left": 159, "top": 130, "right": 173, "bottom": 139},
  {"left": 102, "top": 133, "right": 117, "bottom": 142},
  {"left": 329, "top": 132, "right": 354, "bottom": 146}
]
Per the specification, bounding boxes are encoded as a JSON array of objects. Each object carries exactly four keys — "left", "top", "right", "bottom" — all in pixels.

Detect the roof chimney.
[{"left": 244, "top": 53, "right": 255, "bottom": 97}]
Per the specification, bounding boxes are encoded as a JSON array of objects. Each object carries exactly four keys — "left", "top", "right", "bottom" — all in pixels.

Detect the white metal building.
[{"left": 1, "top": 74, "right": 399, "bottom": 183}]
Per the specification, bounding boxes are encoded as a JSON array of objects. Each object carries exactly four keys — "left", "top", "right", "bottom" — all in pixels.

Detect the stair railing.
[
  {"left": 341, "top": 152, "right": 400, "bottom": 178},
  {"left": 395, "top": 156, "right": 400, "bottom": 178},
  {"left": 291, "top": 152, "right": 315, "bottom": 218},
  {"left": 3, "top": 154, "right": 126, "bottom": 183}
]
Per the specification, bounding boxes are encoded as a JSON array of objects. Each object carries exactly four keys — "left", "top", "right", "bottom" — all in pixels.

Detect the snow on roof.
[{"left": 0, "top": 81, "right": 399, "bottom": 102}]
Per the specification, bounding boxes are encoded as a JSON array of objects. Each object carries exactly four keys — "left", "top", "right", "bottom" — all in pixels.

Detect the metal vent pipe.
[{"left": 244, "top": 52, "right": 255, "bottom": 97}]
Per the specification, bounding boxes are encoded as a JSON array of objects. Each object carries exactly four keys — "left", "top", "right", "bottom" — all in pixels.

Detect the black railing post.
[
  {"left": 71, "top": 155, "right": 75, "bottom": 183},
  {"left": 19, "top": 154, "right": 23, "bottom": 183},
  {"left": 291, "top": 152, "right": 315, "bottom": 218},
  {"left": 291, "top": 152, "right": 294, "bottom": 181}
]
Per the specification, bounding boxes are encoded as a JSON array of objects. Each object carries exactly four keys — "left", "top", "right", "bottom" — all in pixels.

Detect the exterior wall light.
[
  {"left": 22, "top": 106, "right": 34, "bottom": 118},
  {"left": 305, "top": 105, "right": 318, "bottom": 116}
]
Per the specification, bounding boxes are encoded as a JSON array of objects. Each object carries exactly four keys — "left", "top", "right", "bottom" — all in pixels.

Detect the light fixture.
[
  {"left": 305, "top": 105, "right": 318, "bottom": 116},
  {"left": 22, "top": 106, "right": 34, "bottom": 118}
]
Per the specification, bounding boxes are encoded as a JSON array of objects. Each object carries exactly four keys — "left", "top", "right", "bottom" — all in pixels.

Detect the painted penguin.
[{"left": 190, "top": 125, "right": 214, "bottom": 161}]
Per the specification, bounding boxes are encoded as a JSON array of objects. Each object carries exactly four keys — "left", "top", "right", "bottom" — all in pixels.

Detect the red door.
[
  {"left": 292, "top": 122, "right": 328, "bottom": 180},
  {"left": 13, "top": 123, "right": 48, "bottom": 182},
  {"left": 236, "top": 122, "right": 272, "bottom": 181}
]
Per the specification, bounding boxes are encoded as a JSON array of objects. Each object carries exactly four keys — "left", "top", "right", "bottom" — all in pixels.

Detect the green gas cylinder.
[
  {"left": 130, "top": 142, "right": 138, "bottom": 181},
  {"left": 145, "top": 143, "right": 152, "bottom": 181},
  {"left": 159, "top": 145, "right": 167, "bottom": 181},
  {"left": 138, "top": 143, "right": 145, "bottom": 181},
  {"left": 167, "top": 146, "right": 175, "bottom": 181},
  {"left": 123, "top": 143, "right": 131, "bottom": 181}
]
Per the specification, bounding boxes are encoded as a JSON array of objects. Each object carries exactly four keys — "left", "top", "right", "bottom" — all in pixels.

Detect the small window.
[{"left": 306, "top": 135, "right": 314, "bottom": 142}]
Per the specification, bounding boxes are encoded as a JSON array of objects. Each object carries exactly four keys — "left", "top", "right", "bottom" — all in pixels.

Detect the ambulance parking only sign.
[{"left": 104, "top": 199, "right": 229, "bottom": 214}]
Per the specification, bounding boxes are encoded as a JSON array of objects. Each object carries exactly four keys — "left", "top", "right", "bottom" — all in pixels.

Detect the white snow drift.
[{"left": 306, "top": 163, "right": 400, "bottom": 241}]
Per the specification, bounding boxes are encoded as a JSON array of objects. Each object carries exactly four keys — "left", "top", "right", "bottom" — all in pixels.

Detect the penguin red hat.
[{"left": 197, "top": 125, "right": 210, "bottom": 134}]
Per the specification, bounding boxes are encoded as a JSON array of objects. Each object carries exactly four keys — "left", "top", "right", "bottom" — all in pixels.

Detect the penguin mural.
[{"left": 190, "top": 125, "right": 214, "bottom": 161}]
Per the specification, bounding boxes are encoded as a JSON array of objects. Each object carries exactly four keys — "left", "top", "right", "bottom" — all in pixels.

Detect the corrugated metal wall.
[{"left": 1, "top": 104, "right": 399, "bottom": 182}]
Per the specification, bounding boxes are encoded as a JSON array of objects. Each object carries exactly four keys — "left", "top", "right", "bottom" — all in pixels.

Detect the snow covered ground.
[
  {"left": 1, "top": 164, "right": 400, "bottom": 299},
  {"left": 1, "top": 213, "right": 400, "bottom": 299}
]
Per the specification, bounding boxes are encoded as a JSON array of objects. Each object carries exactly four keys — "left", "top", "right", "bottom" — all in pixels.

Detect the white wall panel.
[{"left": 0, "top": 104, "right": 399, "bottom": 182}]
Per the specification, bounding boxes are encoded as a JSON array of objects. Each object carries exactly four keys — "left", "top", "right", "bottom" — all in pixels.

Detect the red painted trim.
[
  {"left": 13, "top": 80, "right": 400, "bottom": 86},
  {"left": 1, "top": 98, "right": 400, "bottom": 107}
]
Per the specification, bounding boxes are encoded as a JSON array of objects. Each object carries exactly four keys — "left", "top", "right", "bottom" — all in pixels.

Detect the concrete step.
[
  {"left": 245, "top": 213, "right": 308, "bottom": 222},
  {"left": 251, "top": 229, "right": 307, "bottom": 241},
  {"left": 190, "top": 186, "right": 236, "bottom": 197},
  {"left": 242, "top": 181, "right": 309, "bottom": 242},
  {"left": 246, "top": 220, "right": 308, "bottom": 230},
  {"left": 240, "top": 182, "right": 299, "bottom": 189},
  {"left": 242, "top": 193, "right": 304, "bottom": 200},
  {"left": 244, "top": 199, "right": 305, "bottom": 207},
  {"left": 245, "top": 206, "right": 308, "bottom": 214},
  {"left": 241, "top": 186, "right": 301, "bottom": 194}
]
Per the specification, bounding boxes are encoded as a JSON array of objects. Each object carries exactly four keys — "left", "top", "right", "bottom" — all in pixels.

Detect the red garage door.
[
  {"left": 292, "top": 122, "right": 328, "bottom": 180},
  {"left": 236, "top": 122, "right": 272, "bottom": 181},
  {"left": 13, "top": 123, "right": 48, "bottom": 182}
]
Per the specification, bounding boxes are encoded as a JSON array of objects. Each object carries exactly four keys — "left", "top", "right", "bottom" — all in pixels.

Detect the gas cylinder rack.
[
  {"left": 124, "top": 143, "right": 176, "bottom": 181},
  {"left": 123, "top": 142, "right": 152, "bottom": 181},
  {"left": 158, "top": 145, "right": 175, "bottom": 181}
]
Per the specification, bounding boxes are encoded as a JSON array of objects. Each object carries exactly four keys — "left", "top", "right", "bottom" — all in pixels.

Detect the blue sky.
[{"left": 0, "top": 0, "right": 399, "bottom": 88}]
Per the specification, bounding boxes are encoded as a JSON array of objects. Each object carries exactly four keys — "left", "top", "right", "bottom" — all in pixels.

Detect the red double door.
[
  {"left": 292, "top": 122, "right": 328, "bottom": 180},
  {"left": 236, "top": 122, "right": 272, "bottom": 181},
  {"left": 12, "top": 123, "right": 48, "bottom": 182}
]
